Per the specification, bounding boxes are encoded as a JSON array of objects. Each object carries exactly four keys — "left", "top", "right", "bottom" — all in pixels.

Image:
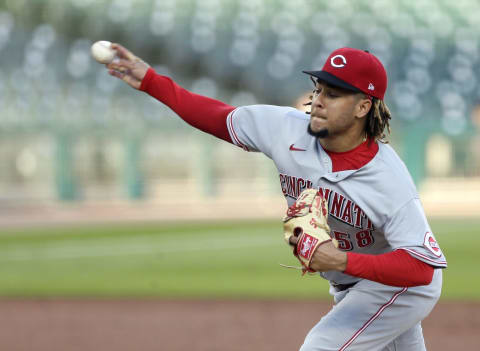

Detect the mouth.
[{"left": 310, "top": 115, "right": 327, "bottom": 132}]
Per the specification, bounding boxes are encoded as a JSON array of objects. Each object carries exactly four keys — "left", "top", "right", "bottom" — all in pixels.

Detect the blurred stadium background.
[
  {"left": 1, "top": 0, "right": 480, "bottom": 225},
  {"left": 0, "top": 2, "right": 479, "bottom": 350}
]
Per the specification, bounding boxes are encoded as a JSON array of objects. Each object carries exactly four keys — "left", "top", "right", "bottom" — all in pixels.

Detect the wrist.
[
  {"left": 309, "top": 242, "right": 348, "bottom": 272},
  {"left": 335, "top": 251, "right": 348, "bottom": 271},
  {"left": 139, "top": 67, "right": 156, "bottom": 92}
]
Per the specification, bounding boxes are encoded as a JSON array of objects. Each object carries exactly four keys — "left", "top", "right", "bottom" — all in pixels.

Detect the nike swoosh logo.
[{"left": 289, "top": 144, "right": 306, "bottom": 151}]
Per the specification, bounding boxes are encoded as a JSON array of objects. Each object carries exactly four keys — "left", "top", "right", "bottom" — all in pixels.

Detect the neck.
[{"left": 319, "top": 132, "right": 366, "bottom": 153}]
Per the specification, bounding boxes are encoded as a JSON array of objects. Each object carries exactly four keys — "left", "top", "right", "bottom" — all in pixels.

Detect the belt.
[{"left": 332, "top": 281, "right": 358, "bottom": 292}]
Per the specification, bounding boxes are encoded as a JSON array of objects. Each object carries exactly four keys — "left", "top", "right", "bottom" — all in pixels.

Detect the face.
[{"left": 308, "top": 81, "right": 369, "bottom": 139}]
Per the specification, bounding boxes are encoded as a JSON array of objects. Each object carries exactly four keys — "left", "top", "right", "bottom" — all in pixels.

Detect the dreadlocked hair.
[{"left": 365, "top": 98, "right": 391, "bottom": 143}]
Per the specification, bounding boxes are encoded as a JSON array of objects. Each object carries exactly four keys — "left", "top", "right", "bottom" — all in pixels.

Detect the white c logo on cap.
[{"left": 330, "top": 55, "right": 347, "bottom": 68}]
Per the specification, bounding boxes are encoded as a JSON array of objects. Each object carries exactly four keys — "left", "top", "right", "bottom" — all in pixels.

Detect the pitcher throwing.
[{"left": 105, "top": 44, "right": 447, "bottom": 351}]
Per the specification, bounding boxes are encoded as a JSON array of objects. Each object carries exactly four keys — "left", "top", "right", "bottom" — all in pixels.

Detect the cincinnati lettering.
[
  {"left": 279, "top": 173, "right": 313, "bottom": 199},
  {"left": 279, "top": 173, "right": 374, "bottom": 230}
]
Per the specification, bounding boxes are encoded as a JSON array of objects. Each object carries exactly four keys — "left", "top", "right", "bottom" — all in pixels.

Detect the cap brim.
[{"left": 302, "top": 70, "right": 362, "bottom": 93}]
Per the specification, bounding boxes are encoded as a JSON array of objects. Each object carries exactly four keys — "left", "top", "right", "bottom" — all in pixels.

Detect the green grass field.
[{"left": 0, "top": 219, "right": 478, "bottom": 300}]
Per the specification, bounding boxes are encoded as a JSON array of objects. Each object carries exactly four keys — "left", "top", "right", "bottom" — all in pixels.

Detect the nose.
[{"left": 312, "top": 92, "right": 324, "bottom": 110}]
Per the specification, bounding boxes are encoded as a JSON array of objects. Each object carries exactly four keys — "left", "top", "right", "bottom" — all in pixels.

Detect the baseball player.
[{"left": 106, "top": 44, "right": 447, "bottom": 351}]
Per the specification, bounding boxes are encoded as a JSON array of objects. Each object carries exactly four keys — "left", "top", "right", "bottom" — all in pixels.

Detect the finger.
[
  {"left": 111, "top": 43, "right": 137, "bottom": 61},
  {"left": 108, "top": 69, "right": 124, "bottom": 79},
  {"left": 122, "top": 75, "right": 141, "bottom": 89},
  {"left": 106, "top": 59, "right": 136, "bottom": 71},
  {"left": 108, "top": 65, "right": 128, "bottom": 74},
  {"left": 109, "top": 70, "right": 140, "bottom": 89},
  {"left": 289, "top": 236, "right": 299, "bottom": 245}
]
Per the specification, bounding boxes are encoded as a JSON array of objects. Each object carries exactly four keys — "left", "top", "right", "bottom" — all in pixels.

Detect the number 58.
[{"left": 333, "top": 230, "right": 374, "bottom": 251}]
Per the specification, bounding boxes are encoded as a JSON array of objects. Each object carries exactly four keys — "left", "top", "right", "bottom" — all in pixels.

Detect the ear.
[{"left": 355, "top": 97, "right": 372, "bottom": 119}]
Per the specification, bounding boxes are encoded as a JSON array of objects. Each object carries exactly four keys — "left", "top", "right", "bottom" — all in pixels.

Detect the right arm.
[{"left": 106, "top": 44, "right": 234, "bottom": 143}]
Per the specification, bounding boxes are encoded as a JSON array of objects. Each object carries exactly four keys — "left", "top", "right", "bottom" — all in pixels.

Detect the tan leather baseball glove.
[{"left": 283, "top": 188, "right": 338, "bottom": 274}]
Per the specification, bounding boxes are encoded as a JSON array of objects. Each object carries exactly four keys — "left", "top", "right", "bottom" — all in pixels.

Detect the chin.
[{"left": 308, "top": 124, "right": 329, "bottom": 138}]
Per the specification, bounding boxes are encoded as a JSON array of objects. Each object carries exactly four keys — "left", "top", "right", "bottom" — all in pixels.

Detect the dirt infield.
[{"left": 0, "top": 299, "right": 478, "bottom": 350}]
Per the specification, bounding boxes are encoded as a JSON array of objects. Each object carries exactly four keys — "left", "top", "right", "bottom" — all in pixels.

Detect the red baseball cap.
[{"left": 303, "top": 48, "right": 387, "bottom": 100}]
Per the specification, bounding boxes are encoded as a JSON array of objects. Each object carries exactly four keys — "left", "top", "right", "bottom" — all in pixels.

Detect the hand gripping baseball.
[
  {"left": 106, "top": 44, "right": 150, "bottom": 90},
  {"left": 283, "top": 188, "right": 338, "bottom": 274}
]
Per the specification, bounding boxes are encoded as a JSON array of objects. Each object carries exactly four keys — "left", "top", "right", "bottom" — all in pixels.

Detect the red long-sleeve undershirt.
[
  {"left": 139, "top": 68, "right": 434, "bottom": 288},
  {"left": 140, "top": 67, "right": 234, "bottom": 143},
  {"left": 345, "top": 249, "right": 434, "bottom": 287}
]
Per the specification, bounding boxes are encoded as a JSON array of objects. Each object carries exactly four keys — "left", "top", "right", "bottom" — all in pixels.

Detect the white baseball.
[{"left": 91, "top": 40, "right": 116, "bottom": 64}]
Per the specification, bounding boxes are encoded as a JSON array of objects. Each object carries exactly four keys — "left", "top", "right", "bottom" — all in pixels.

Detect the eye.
[
  {"left": 325, "top": 91, "right": 339, "bottom": 98},
  {"left": 312, "top": 85, "right": 323, "bottom": 95}
]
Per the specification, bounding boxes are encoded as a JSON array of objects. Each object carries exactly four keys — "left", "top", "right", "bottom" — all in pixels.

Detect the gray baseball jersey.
[{"left": 226, "top": 104, "right": 446, "bottom": 350}]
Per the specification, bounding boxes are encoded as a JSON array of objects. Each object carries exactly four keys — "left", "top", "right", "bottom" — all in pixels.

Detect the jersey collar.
[
  {"left": 321, "top": 138, "right": 379, "bottom": 182},
  {"left": 325, "top": 138, "right": 379, "bottom": 172}
]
